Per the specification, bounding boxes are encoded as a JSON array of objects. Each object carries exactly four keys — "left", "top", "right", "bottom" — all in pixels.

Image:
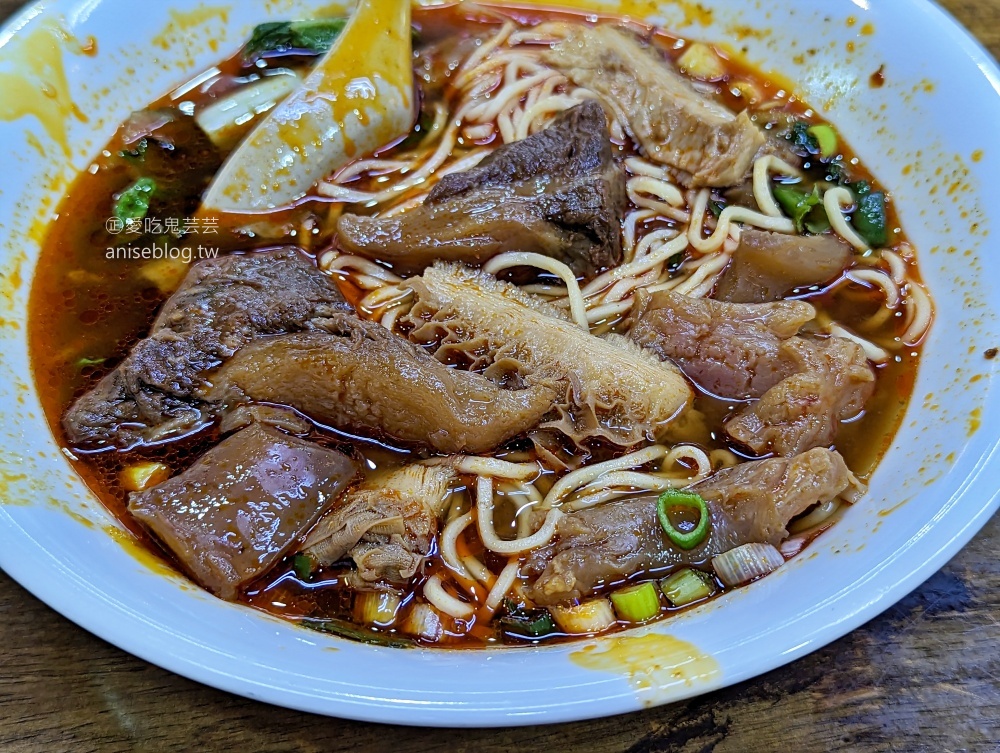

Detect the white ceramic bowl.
[{"left": 0, "top": 0, "right": 998, "bottom": 727}]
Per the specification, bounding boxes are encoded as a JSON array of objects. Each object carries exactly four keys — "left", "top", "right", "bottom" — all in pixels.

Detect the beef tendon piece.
[
  {"left": 524, "top": 448, "right": 850, "bottom": 605},
  {"left": 128, "top": 423, "right": 358, "bottom": 600},
  {"left": 63, "top": 249, "right": 351, "bottom": 450},
  {"left": 631, "top": 289, "right": 816, "bottom": 400},
  {"left": 336, "top": 101, "right": 626, "bottom": 275},
  {"left": 301, "top": 464, "right": 456, "bottom": 590},
  {"left": 631, "top": 291, "right": 876, "bottom": 454},
  {"left": 725, "top": 336, "right": 876, "bottom": 456},
  {"left": 210, "top": 314, "right": 557, "bottom": 454},
  {"left": 714, "top": 228, "right": 853, "bottom": 304},
  {"left": 406, "top": 263, "right": 693, "bottom": 450},
  {"left": 544, "top": 26, "right": 765, "bottom": 187}
]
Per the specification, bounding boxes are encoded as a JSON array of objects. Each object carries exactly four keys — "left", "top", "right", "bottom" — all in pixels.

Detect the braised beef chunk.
[
  {"left": 336, "top": 101, "right": 626, "bottom": 275},
  {"left": 210, "top": 314, "right": 558, "bottom": 454},
  {"left": 714, "top": 229, "right": 853, "bottom": 303},
  {"left": 544, "top": 26, "right": 765, "bottom": 187},
  {"left": 302, "top": 464, "right": 455, "bottom": 589},
  {"left": 427, "top": 100, "right": 615, "bottom": 204},
  {"left": 63, "top": 249, "right": 351, "bottom": 450},
  {"left": 725, "top": 336, "right": 876, "bottom": 456},
  {"left": 631, "top": 290, "right": 816, "bottom": 400},
  {"left": 128, "top": 424, "right": 358, "bottom": 600},
  {"left": 524, "top": 448, "right": 849, "bottom": 605}
]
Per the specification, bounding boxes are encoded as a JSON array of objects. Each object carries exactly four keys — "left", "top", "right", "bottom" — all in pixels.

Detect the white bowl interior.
[{"left": 0, "top": 0, "right": 998, "bottom": 726}]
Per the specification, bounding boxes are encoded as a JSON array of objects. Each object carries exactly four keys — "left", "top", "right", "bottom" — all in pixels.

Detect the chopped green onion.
[
  {"left": 610, "top": 581, "right": 661, "bottom": 622},
  {"left": 113, "top": 177, "right": 156, "bottom": 224},
  {"left": 659, "top": 568, "right": 716, "bottom": 607},
  {"left": 708, "top": 199, "right": 726, "bottom": 218},
  {"left": 241, "top": 19, "right": 348, "bottom": 63},
  {"left": 292, "top": 553, "right": 314, "bottom": 580},
  {"left": 299, "top": 617, "right": 413, "bottom": 648},
  {"left": 656, "top": 489, "right": 711, "bottom": 550},
  {"left": 499, "top": 601, "right": 557, "bottom": 638},
  {"left": 853, "top": 189, "right": 888, "bottom": 247},
  {"left": 773, "top": 183, "right": 830, "bottom": 234},
  {"left": 806, "top": 124, "right": 838, "bottom": 158}
]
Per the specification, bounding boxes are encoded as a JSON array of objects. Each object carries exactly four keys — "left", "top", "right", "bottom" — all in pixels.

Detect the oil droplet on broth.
[{"left": 570, "top": 633, "right": 721, "bottom": 697}]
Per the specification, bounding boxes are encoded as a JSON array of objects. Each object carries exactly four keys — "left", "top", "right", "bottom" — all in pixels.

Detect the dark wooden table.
[{"left": 3, "top": 1, "right": 999, "bottom": 751}]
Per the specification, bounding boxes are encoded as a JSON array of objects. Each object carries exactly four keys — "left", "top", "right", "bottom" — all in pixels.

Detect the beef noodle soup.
[{"left": 29, "top": 2, "right": 931, "bottom": 647}]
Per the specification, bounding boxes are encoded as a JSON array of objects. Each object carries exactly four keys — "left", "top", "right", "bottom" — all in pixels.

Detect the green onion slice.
[
  {"left": 656, "top": 489, "right": 710, "bottom": 550},
  {"left": 610, "top": 581, "right": 661, "bottom": 622},
  {"left": 660, "top": 568, "right": 715, "bottom": 607},
  {"left": 806, "top": 124, "right": 838, "bottom": 159}
]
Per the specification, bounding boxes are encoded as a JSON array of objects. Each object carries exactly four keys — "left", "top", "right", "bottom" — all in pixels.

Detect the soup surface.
[{"left": 29, "top": 3, "right": 930, "bottom": 647}]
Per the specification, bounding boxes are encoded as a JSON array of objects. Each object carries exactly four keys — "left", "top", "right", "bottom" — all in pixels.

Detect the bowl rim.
[{"left": 1, "top": 0, "right": 999, "bottom": 727}]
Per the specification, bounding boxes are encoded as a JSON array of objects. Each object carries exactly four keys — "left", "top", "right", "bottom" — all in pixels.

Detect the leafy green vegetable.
[
  {"left": 119, "top": 138, "right": 148, "bottom": 163},
  {"left": 666, "top": 251, "right": 687, "bottom": 273},
  {"left": 499, "top": 600, "right": 557, "bottom": 638},
  {"left": 803, "top": 210, "right": 831, "bottom": 235},
  {"left": 851, "top": 179, "right": 872, "bottom": 197},
  {"left": 242, "top": 19, "right": 348, "bottom": 63},
  {"left": 113, "top": 178, "right": 156, "bottom": 224},
  {"left": 824, "top": 160, "right": 848, "bottom": 184},
  {"left": 853, "top": 189, "right": 888, "bottom": 247},
  {"left": 787, "top": 121, "right": 819, "bottom": 153},
  {"left": 292, "top": 553, "right": 314, "bottom": 580},
  {"left": 397, "top": 106, "right": 438, "bottom": 151},
  {"left": 298, "top": 617, "right": 413, "bottom": 648},
  {"left": 773, "top": 184, "right": 830, "bottom": 234},
  {"left": 708, "top": 199, "right": 726, "bottom": 218}
]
